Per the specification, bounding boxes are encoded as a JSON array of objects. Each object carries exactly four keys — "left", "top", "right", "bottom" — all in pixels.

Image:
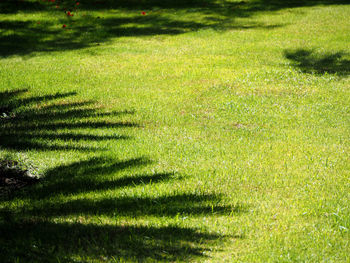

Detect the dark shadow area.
[
  {"left": 0, "top": 20, "right": 91, "bottom": 57},
  {"left": 285, "top": 49, "right": 350, "bottom": 76},
  {"left": 0, "top": 159, "right": 39, "bottom": 199},
  {"left": 0, "top": 89, "right": 136, "bottom": 152},
  {"left": 0, "top": 0, "right": 47, "bottom": 14},
  {"left": 0, "top": 10, "right": 282, "bottom": 57},
  {"left": 8, "top": 156, "right": 242, "bottom": 217},
  {"left": 0, "top": 88, "right": 243, "bottom": 261},
  {"left": 0, "top": 219, "right": 224, "bottom": 262},
  {"left": 20, "top": 157, "right": 155, "bottom": 199},
  {"left": 10, "top": 0, "right": 350, "bottom": 56},
  {"left": 26, "top": 193, "right": 244, "bottom": 217},
  {"left": 0, "top": 155, "right": 243, "bottom": 262},
  {"left": 244, "top": 0, "right": 349, "bottom": 12},
  {"left": 2, "top": 0, "right": 348, "bottom": 14}
]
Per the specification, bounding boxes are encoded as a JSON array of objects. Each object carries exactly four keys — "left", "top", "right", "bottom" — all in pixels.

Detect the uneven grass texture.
[{"left": 0, "top": 0, "right": 349, "bottom": 262}]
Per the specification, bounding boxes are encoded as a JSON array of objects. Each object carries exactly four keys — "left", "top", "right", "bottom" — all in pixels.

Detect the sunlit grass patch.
[{"left": 0, "top": 0, "right": 349, "bottom": 262}]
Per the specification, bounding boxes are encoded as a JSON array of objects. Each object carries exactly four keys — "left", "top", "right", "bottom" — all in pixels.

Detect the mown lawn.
[{"left": 0, "top": 0, "right": 349, "bottom": 262}]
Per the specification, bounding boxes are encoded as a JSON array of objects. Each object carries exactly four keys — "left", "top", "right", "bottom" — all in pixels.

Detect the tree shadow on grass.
[
  {"left": 3, "top": 0, "right": 347, "bottom": 13},
  {"left": 0, "top": 0, "right": 314, "bottom": 57},
  {"left": 26, "top": 193, "right": 244, "bottom": 217},
  {"left": 5, "top": 155, "right": 243, "bottom": 217},
  {"left": 0, "top": 219, "right": 226, "bottom": 262},
  {"left": 0, "top": 156, "right": 244, "bottom": 262},
  {"left": 243, "top": 0, "right": 349, "bottom": 12},
  {"left": 0, "top": 88, "right": 244, "bottom": 261},
  {"left": 0, "top": 89, "right": 136, "bottom": 152},
  {"left": 0, "top": 0, "right": 47, "bottom": 14},
  {"left": 20, "top": 157, "right": 155, "bottom": 199},
  {"left": 0, "top": 12, "right": 284, "bottom": 57},
  {"left": 12, "top": 0, "right": 350, "bottom": 58},
  {"left": 284, "top": 49, "right": 350, "bottom": 76}
]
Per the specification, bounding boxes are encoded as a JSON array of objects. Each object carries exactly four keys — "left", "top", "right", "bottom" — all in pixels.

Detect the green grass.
[{"left": 0, "top": 0, "right": 349, "bottom": 262}]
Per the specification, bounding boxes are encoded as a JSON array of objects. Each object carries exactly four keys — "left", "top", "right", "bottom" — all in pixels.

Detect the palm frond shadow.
[
  {"left": 23, "top": 156, "right": 154, "bottom": 199},
  {"left": 27, "top": 193, "right": 244, "bottom": 217},
  {"left": 15, "top": 156, "right": 244, "bottom": 217},
  {"left": 0, "top": 89, "right": 136, "bottom": 152},
  {"left": 0, "top": 88, "right": 245, "bottom": 261},
  {"left": 1, "top": 155, "right": 245, "bottom": 262},
  {"left": 0, "top": 219, "right": 225, "bottom": 262}
]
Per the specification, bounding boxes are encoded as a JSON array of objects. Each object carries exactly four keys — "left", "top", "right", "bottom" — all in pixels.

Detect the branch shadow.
[
  {"left": 0, "top": 89, "right": 136, "bottom": 152},
  {"left": 284, "top": 49, "right": 350, "bottom": 76},
  {"left": 0, "top": 0, "right": 319, "bottom": 57},
  {"left": 0, "top": 14, "right": 284, "bottom": 57}
]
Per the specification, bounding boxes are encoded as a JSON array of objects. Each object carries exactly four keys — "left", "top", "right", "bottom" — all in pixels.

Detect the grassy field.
[{"left": 0, "top": 0, "right": 349, "bottom": 262}]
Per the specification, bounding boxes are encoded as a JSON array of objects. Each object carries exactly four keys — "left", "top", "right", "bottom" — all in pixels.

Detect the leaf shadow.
[
  {"left": 0, "top": 155, "right": 245, "bottom": 262},
  {"left": 0, "top": 0, "right": 310, "bottom": 57},
  {"left": 0, "top": 89, "right": 136, "bottom": 152},
  {"left": 23, "top": 157, "right": 155, "bottom": 199},
  {"left": 284, "top": 49, "right": 350, "bottom": 76},
  {"left": 0, "top": 219, "right": 225, "bottom": 262}
]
